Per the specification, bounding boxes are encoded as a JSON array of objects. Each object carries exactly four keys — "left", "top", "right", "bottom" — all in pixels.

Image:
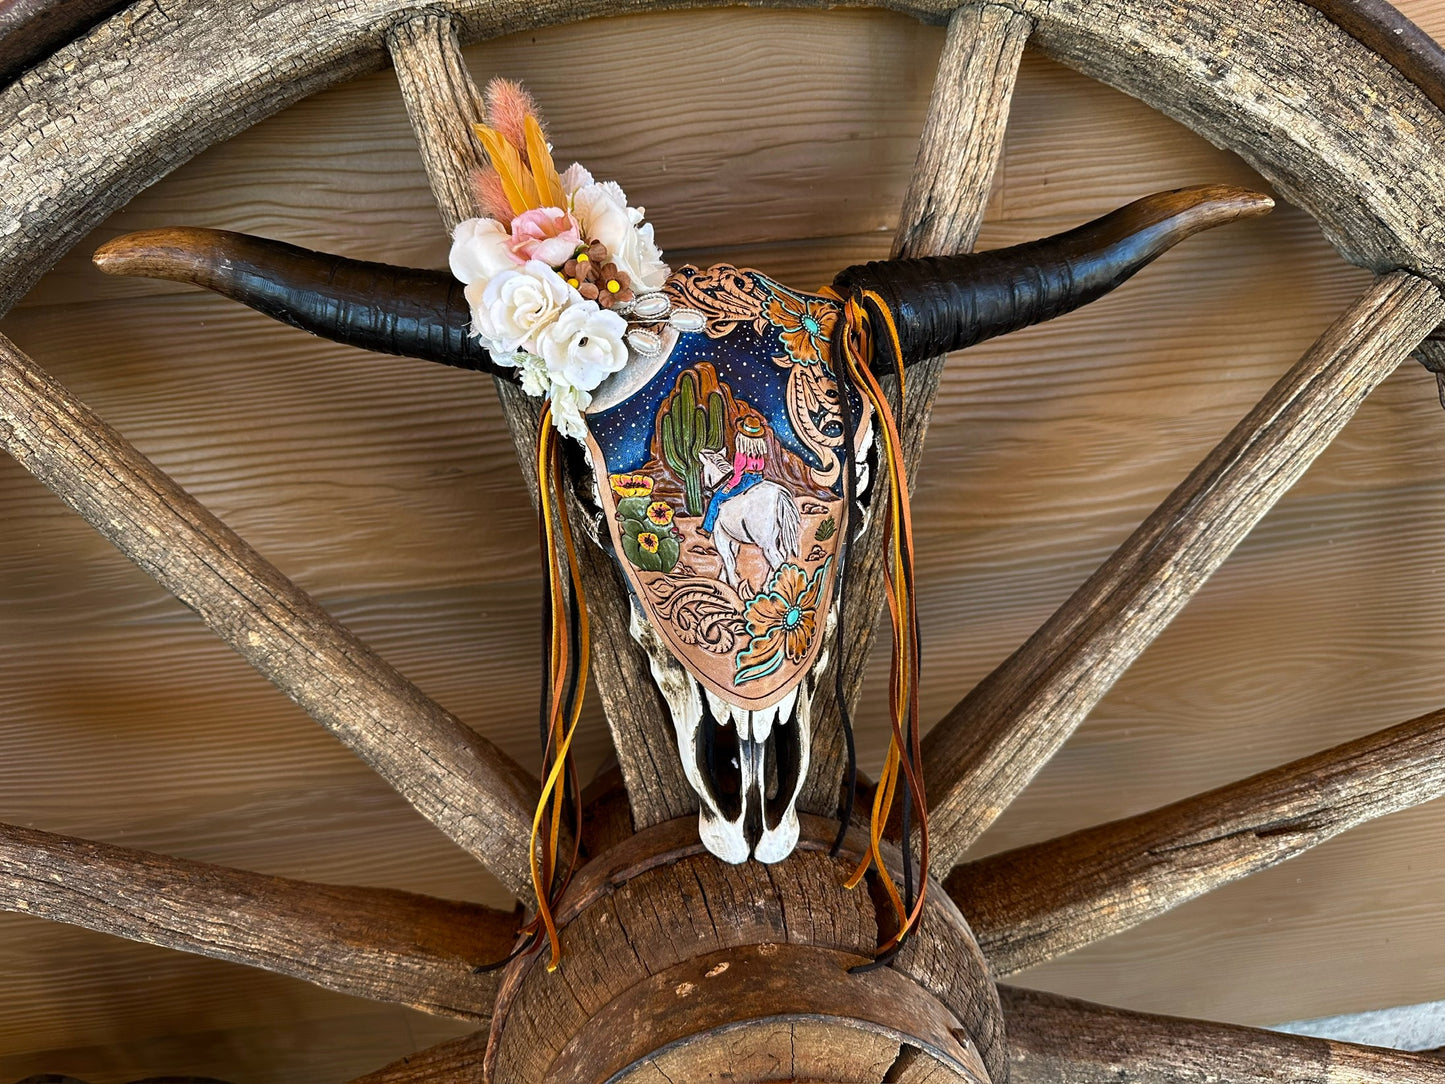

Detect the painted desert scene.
[{"left": 588, "top": 349, "right": 848, "bottom": 709}]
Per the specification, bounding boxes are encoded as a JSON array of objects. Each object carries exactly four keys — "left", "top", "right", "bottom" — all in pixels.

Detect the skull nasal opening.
[
  {"left": 764, "top": 712, "right": 802, "bottom": 831},
  {"left": 697, "top": 697, "right": 742, "bottom": 823}
]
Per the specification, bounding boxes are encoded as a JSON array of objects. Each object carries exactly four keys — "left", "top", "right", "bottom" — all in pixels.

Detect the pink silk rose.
[{"left": 507, "top": 207, "right": 582, "bottom": 267}]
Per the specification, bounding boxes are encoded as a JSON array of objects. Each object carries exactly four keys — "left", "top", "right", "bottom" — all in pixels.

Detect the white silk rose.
[
  {"left": 570, "top": 180, "right": 670, "bottom": 291},
  {"left": 535, "top": 301, "right": 629, "bottom": 392},
  {"left": 469, "top": 261, "right": 577, "bottom": 355},
  {"left": 448, "top": 217, "right": 518, "bottom": 284},
  {"left": 449, "top": 165, "right": 664, "bottom": 442}
]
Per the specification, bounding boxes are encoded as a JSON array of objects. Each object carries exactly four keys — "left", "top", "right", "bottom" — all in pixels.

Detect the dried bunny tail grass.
[
  {"left": 473, "top": 167, "right": 515, "bottom": 222},
  {"left": 485, "top": 77, "right": 542, "bottom": 157}
]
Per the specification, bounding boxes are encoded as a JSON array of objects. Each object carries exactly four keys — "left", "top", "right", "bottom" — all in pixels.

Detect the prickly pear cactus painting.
[{"left": 584, "top": 265, "right": 869, "bottom": 713}]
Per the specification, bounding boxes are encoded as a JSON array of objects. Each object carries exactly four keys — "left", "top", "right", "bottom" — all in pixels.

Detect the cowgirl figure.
[{"left": 700, "top": 412, "right": 769, "bottom": 537}]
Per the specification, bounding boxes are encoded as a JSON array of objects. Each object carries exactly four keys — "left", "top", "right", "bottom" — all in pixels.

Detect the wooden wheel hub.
[{"left": 485, "top": 816, "right": 1006, "bottom": 1083}]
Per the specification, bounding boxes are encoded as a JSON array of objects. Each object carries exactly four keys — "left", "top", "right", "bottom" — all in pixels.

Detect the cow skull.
[{"left": 92, "top": 186, "right": 1272, "bottom": 869}]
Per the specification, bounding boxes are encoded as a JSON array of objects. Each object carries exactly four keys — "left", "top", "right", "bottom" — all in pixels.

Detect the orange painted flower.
[
  {"left": 764, "top": 289, "right": 838, "bottom": 366},
  {"left": 646, "top": 501, "right": 675, "bottom": 527},
  {"left": 637, "top": 531, "right": 661, "bottom": 554},
  {"left": 610, "top": 473, "right": 654, "bottom": 498},
  {"left": 734, "top": 558, "right": 831, "bottom": 685}
]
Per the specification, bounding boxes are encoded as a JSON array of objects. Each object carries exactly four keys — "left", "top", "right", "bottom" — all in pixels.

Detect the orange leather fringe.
[
  {"left": 527, "top": 402, "right": 589, "bottom": 971},
  {"left": 829, "top": 289, "right": 930, "bottom": 963}
]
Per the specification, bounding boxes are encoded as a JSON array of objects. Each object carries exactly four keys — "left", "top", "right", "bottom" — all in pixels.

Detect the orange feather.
[
  {"left": 524, "top": 115, "right": 566, "bottom": 209},
  {"left": 473, "top": 123, "right": 539, "bottom": 216}
]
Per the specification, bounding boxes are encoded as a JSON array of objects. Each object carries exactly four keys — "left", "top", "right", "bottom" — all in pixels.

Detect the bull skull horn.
[
  {"left": 831, "top": 184, "right": 1273, "bottom": 366},
  {"left": 92, "top": 186, "right": 1271, "bottom": 375},
  {"left": 92, "top": 227, "right": 494, "bottom": 372}
]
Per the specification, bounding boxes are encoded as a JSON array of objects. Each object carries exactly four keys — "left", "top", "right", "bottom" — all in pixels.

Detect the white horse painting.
[{"left": 697, "top": 448, "right": 801, "bottom": 590}]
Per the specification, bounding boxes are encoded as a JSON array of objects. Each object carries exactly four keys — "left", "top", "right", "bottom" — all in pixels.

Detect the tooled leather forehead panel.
[{"left": 585, "top": 265, "right": 863, "bottom": 712}]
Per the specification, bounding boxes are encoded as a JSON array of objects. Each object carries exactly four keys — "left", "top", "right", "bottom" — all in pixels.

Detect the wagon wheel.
[{"left": 3, "top": 0, "right": 1445, "bottom": 1079}]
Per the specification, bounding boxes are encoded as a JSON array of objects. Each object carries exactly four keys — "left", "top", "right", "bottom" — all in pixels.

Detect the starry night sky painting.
[{"left": 588, "top": 323, "right": 819, "bottom": 480}]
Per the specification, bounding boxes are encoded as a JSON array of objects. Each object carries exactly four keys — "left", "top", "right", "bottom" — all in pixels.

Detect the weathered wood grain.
[
  {"left": 1010, "top": 803, "right": 1445, "bottom": 1031},
  {"left": 545, "top": 945, "right": 985, "bottom": 1084},
  {"left": 893, "top": 6, "right": 1033, "bottom": 262},
  {"left": 348, "top": 1029, "right": 488, "bottom": 1083},
  {"left": 629, "top": 1021, "right": 910, "bottom": 1083},
  {"left": 0, "top": 330, "right": 541, "bottom": 895},
  {"left": 11, "top": 11, "right": 942, "bottom": 314},
  {"left": 4, "top": 64, "right": 1440, "bottom": 1064},
  {"left": 1003, "top": 984, "right": 1445, "bottom": 1083},
  {"left": 0, "top": 0, "right": 1439, "bottom": 872},
  {"left": 950, "top": 704, "right": 1445, "bottom": 976},
  {"left": 0, "top": 0, "right": 125, "bottom": 83},
  {"left": 628, "top": 1019, "right": 922, "bottom": 1082},
  {"left": 0, "top": 819, "right": 516, "bottom": 1019},
  {"left": 1302, "top": 0, "right": 1445, "bottom": 115},
  {"left": 352, "top": 1024, "right": 971, "bottom": 1084},
  {"left": 0, "top": 915, "right": 477, "bottom": 1067},
  {"left": 386, "top": 13, "right": 487, "bottom": 236},
  {"left": 1018, "top": 0, "right": 1445, "bottom": 282},
  {"left": 803, "top": 2, "right": 1033, "bottom": 817},
  {"left": 0, "top": 0, "right": 939, "bottom": 316},
  {"left": 923, "top": 271, "right": 1445, "bottom": 869},
  {"left": 3, "top": 0, "right": 1444, "bottom": 324},
  {"left": 0, "top": 1004, "right": 470, "bottom": 1084},
  {"left": 486, "top": 816, "right": 1001, "bottom": 1084},
  {"left": 5, "top": 42, "right": 1442, "bottom": 1061}
]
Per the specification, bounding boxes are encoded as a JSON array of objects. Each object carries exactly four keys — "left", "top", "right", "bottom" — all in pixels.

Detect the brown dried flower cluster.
[{"left": 564, "top": 240, "right": 634, "bottom": 308}]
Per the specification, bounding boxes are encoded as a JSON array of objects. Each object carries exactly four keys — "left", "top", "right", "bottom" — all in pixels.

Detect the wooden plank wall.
[{"left": 0, "top": 2, "right": 1444, "bottom": 1079}]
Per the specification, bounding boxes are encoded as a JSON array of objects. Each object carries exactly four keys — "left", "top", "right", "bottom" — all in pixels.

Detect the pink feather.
[
  {"left": 484, "top": 78, "right": 542, "bottom": 161},
  {"left": 472, "top": 168, "right": 515, "bottom": 222}
]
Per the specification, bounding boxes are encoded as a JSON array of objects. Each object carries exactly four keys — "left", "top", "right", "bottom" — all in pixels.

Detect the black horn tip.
[{"left": 833, "top": 184, "right": 1274, "bottom": 293}]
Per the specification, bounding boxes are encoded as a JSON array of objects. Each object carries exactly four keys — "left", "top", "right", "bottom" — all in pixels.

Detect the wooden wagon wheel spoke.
[
  {"left": 804, "top": 0, "right": 1033, "bottom": 812},
  {"left": 950, "top": 700, "right": 1445, "bottom": 976},
  {"left": 923, "top": 269, "right": 1445, "bottom": 870},
  {"left": 1000, "top": 984, "right": 1445, "bottom": 1084},
  {"left": 347, "top": 1031, "right": 489, "bottom": 1083},
  {"left": 387, "top": 11, "right": 697, "bottom": 830},
  {"left": 0, "top": 328, "right": 541, "bottom": 896},
  {"left": 0, "top": 819, "right": 516, "bottom": 1019}
]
